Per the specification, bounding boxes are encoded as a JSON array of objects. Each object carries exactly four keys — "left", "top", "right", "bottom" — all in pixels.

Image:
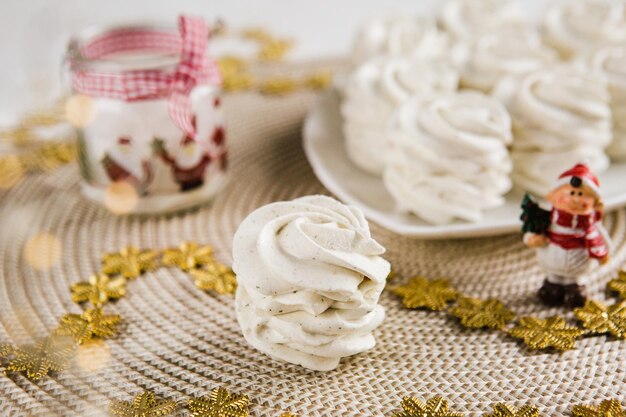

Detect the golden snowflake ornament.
[
  {"left": 393, "top": 396, "right": 464, "bottom": 417},
  {"left": 102, "top": 246, "right": 159, "bottom": 279},
  {"left": 392, "top": 277, "right": 458, "bottom": 310},
  {"left": 162, "top": 242, "right": 214, "bottom": 271},
  {"left": 71, "top": 273, "right": 126, "bottom": 306},
  {"left": 7, "top": 335, "right": 75, "bottom": 379},
  {"left": 608, "top": 271, "right": 626, "bottom": 299},
  {"left": 572, "top": 399, "right": 625, "bottom": 417},
  {"left": 109, "top": 391, "right": 178, "bottom": 417},
  {"left": 55, "top": 307, "right": 121, "bottom": 344},
  {"left": 508, "top": 316, "right": 584, "bottom": 351},
  {"left": 574, "top": 300, "right": 626, "bottom": 339},
  {"left": 190, "top": 262, "right": 237, "bottom": 295},
  {"left": 483, "top": 403, "right": 540, "bottom": 417},
  {"left": 449, "top": 297, "right": 516, "bottom": 330},
  {"left": 187, "top": 387, "right": 250, "bottom": 417}
]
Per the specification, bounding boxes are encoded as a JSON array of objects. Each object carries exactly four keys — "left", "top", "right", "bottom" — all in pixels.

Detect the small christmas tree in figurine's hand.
[
  {"left": 521, "top": 164, "right": 611, "bottom": 309},
  {"left": 520, "top": 193, "right": 551, "bottom": 235}
]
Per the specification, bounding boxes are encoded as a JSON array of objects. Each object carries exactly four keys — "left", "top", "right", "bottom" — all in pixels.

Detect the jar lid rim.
[{"left": 66, "top": 21, "right": 182, "bottom": 73}]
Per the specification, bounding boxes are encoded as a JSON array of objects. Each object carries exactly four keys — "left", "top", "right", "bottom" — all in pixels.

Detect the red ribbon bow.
[{"left": 70, "top": 15, "right": 221, "bottom": 138}]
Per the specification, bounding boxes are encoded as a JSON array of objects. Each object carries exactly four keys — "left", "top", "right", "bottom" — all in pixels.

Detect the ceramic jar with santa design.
[{"left": 65, "top": 17, "right": 227, "bottom": 214}]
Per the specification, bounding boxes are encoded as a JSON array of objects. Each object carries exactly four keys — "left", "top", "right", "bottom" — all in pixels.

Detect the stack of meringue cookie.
[
  {"left": 233, "top": 195, "right": 390, "bottom": 371},
  {"left": 342, "top": 0, "right": 626, "bottom": 224}
]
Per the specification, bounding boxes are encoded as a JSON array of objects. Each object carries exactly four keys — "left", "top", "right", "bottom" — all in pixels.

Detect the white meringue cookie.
[
  {"left": 233, "top": 195, "right": 390, "bottom": 371},
  {"left": 587, "top": 46, "right": 626, "bottom": 160},
  {"left": 507, "top": 66, "right": 612, "bottom": 195},
  {"left": 351, "top": 15, "right": 449, "bottom": 64},
  {"left": 383, "top": 92, "right": 513, "bottom": 225},
  {"left": 544, "top": 0, "right": 626, "bottom": 59},
  {"left": 440, "top": 0, "right": 526, "bottom": 41},
  {"left": 511, "top": 146, "right": 610, "bottom": 195},
  {"left": 461, "top": 26, "right": 557, "bottom": 93},
  {"left": 342, "top": 56, "right": 459, "bottom": 175}
]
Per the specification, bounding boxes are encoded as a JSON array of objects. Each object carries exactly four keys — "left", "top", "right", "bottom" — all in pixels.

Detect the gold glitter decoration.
[
  {"left": 0, "top": 343, "right": 12, "bottom": 376},
  {"left": 392, "top": 277, "right": 458, "bottom": 311},
  {"left": 214, "top": 27, "right": 332, "bottom": 95},
  {"left": 187, "top": 387, "right": 250, "bottom": 417},
  {"left": 259, "top": 78, "right": 298, "bottom": 95},
  {"left": 109, "top": 391, "right": 178, "bottom": 417},
  {"left": 71, "top": 273, "right": 127, "bottom": 306},
  {"left": 190, "top": 262, "right": 237, "bottom": 295},
  {"left": 572, "top": 399, "right": 625, "bottom": 417},
  {"left": 218, "top": 56, "right": 247, "bottom": 73},
  {"left": 0, "top": 102, "right": 75, "bottom": 185},
  {"left": 483, "top": 403, "right": 540, "bottom": 417},
  {"left": 0, "top": 343, "right": 13, "bottom": 357},
  {"left": 222, "top": 71, "right": 255, "bottom": 92},
  {"left": 449, "top": 297, "right": 516, "bottom": 330},
  {"left": 162, "top": 242, "right": 214, "bottom": 271},
  {"left": 7, "top": 335, "right": 75, "bottom": 380},
  {"left": 102, "top": 246, "right": 159, "bottom": 279},
  {"left": 20, "top": 142, "right": 77, "bottom": 172},
  {"left": 303, "top": 71, "right": 332, "bottom": 90},
  {"left": 508, "top": 316, "right": 584, "bottom": 351},
  {"left": 279, "top": 413, "right": 298, "bottom": 417},
  {"left": 218, "top": 56, "right": 255, "bottom": 92},
  {"left": 392, "top": 396, "right": 464, "bottom": 417},
  {"left": 608, "top": 271, "right": 626, "bottom": 299},
  {"left": 21, "top": 107, "right": 65, "bottom": 127},
  {"left": 574, "top": 300, "right": 626, "bottom": 339},
  {"left": 0, "top": 155, "right": 25, "bottom": 189},
  {"left": 55, "top": 307, "right": 122, "bottom": 344},
  {"left": 258, "top": 39, "right": 293, "bottom": 62}
]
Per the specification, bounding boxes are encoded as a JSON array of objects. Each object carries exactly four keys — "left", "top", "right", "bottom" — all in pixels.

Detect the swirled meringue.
[
  {"left": 342, "top": 56, "right": 459, "bottom": 175},
  {"left": 440, "top": 0, "right": 526, "bottom": 41},
  {"left": 383, "top": 92, "right": 513, "bottom": 225},
  {"left": 461, "top": 26, "right": 557, "bottom": 93},
  {"left": 507, "top": 66, "right": 612, "bottom": 195},
  {"left": 544, "top": 0, "right": 626, "bottom": 59},
  {"left": 233, "top": 195, "right": 390, "bottom": 371},
  {"left": 587, "top": 46, "right": 626, "bottom": 159},
  {"left": 351, "top": 15, "right": 449, "bottom": 64}
]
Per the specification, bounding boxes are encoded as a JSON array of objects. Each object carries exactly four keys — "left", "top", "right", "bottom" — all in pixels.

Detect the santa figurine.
[
  {"left": 102, "top": 136, "right": 153, "bottom": 195},
  {"left": 521, "top": 164, "right": 610, "bottom": 308}
]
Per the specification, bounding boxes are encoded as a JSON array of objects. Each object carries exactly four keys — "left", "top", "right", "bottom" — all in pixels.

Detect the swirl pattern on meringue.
[
  {"left": 351, "top": 15, "right": 449, "bottom": 64},
  {"left": 508, "top": 66, "right": 612, "bottom": 195},
  {"left": 588, "top": 46, "right": 626, "bottom": 160},
  {"left": 440, "top": 0, "right": 526, "bottom": 41},
  {"left": 461, "top": 26, "right": 557, "bottom": 93},
  {"left": 342, "top": 56, "right": 459, "bottom": 175},
  {"left": 383, "top": 92, "right": 513, "bottom": 225},
  {"left": 544, "top": 0, "right": 626, "bottom": 59},
  {"left": 233, "top": 195, "right": 390, "bottom": 371}
]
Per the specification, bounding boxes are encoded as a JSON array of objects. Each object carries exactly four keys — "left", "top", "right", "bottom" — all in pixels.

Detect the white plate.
[{"left": 302, "top": 90, "right": 626, "bottom": 239}]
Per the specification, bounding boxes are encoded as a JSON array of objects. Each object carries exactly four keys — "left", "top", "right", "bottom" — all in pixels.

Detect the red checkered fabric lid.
[{"left": 69, "top": 15, "right": 221, "bottom": 138}]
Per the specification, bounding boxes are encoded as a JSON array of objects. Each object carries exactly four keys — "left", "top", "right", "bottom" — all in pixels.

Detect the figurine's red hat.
[{"left": 552, "top": 163, "right": 601, "bottom": 197}]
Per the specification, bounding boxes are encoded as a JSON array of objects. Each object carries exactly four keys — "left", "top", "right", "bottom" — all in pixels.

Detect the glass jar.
[{"left": 65, "top": 16, "right": 226, "bottom": 214}]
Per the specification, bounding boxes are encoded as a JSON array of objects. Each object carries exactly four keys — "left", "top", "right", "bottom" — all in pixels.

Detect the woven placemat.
[{"left": 1, "top": 87, "right": 626, "bottom": 417}]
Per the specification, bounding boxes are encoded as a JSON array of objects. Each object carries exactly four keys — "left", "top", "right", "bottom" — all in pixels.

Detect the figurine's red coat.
[{"left": 548, "top": 208, "right": 608, "bottom": 260}]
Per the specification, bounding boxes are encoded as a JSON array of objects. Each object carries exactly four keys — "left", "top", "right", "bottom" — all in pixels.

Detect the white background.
[{"left": 0, "top": 0, "right": 548, "bottom": 124}]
